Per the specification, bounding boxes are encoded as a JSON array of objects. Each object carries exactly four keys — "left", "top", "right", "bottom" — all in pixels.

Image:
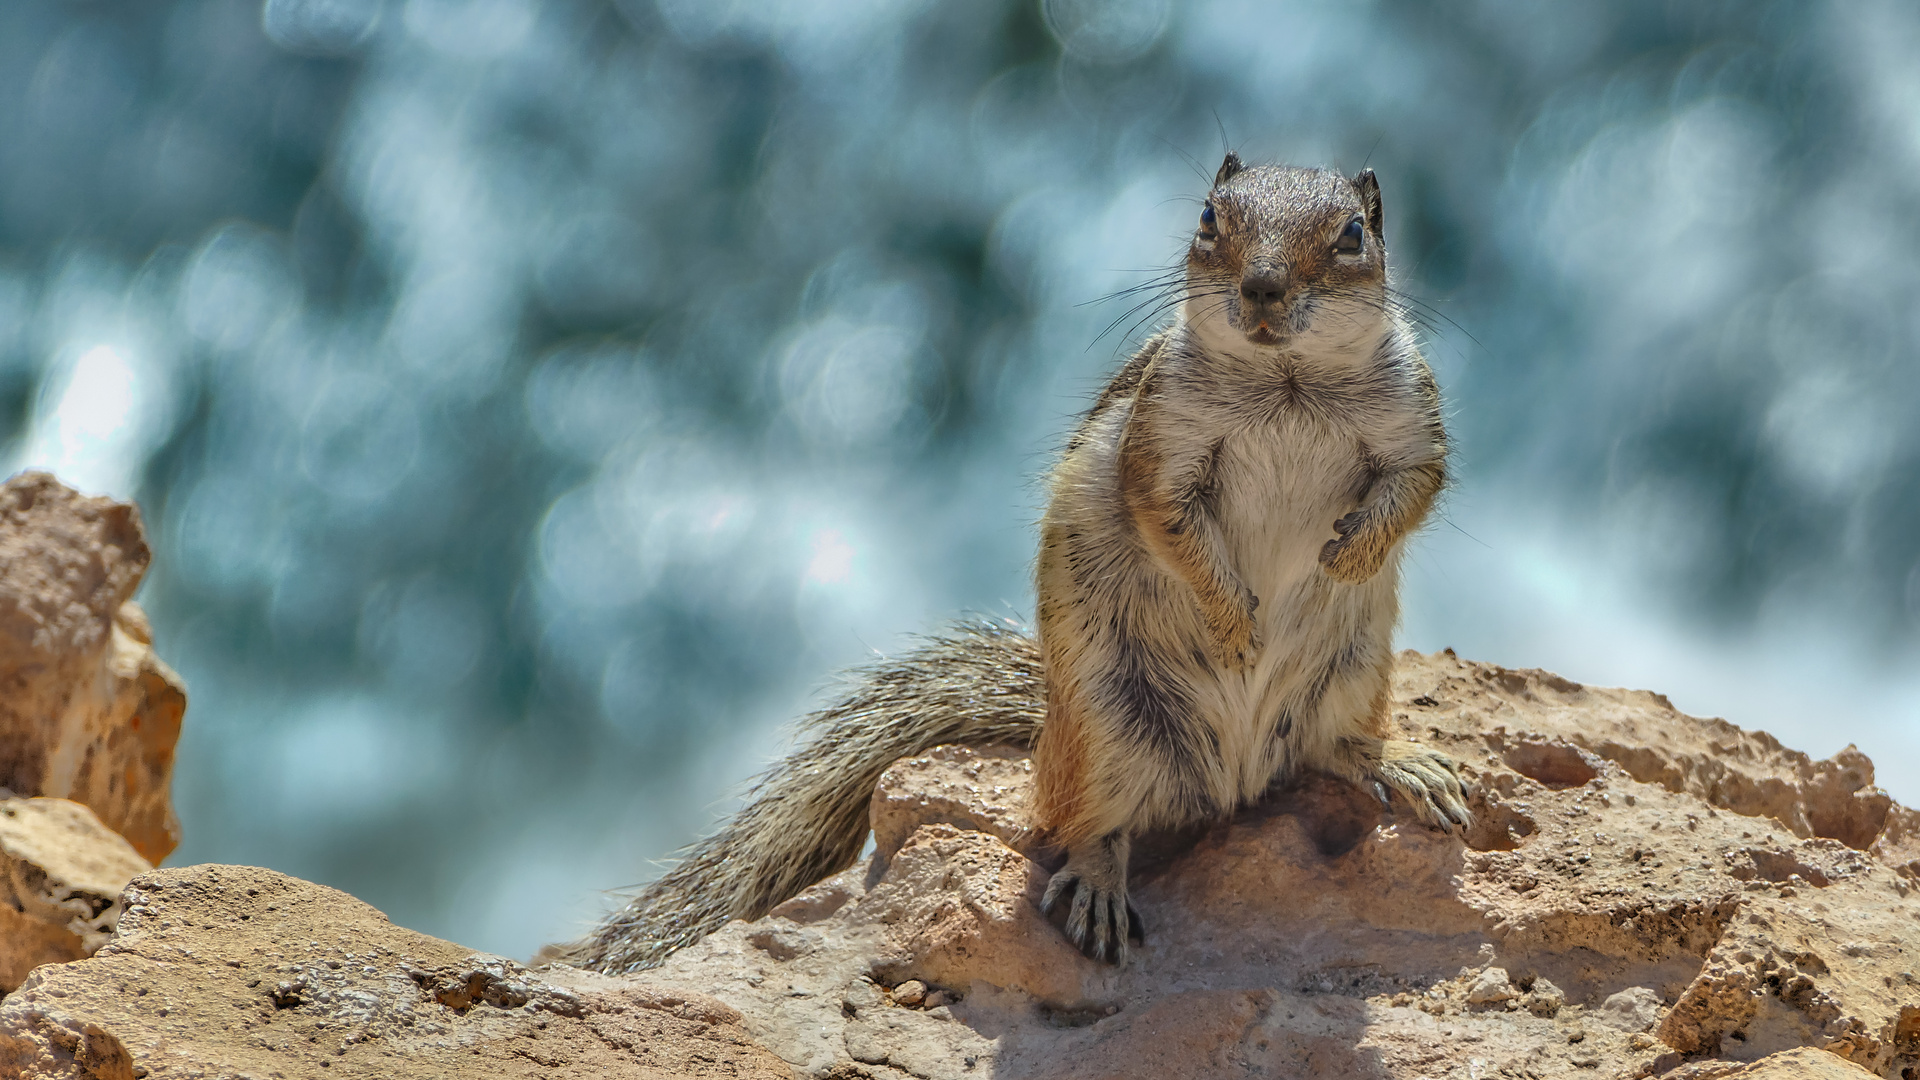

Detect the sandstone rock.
[
  {"left": 15, "top": 649, "right": 1920, "bottom": 1077},
  {"left": 1597, "top": 986, "right": 1665, "bottom": 1033},
  {"left": 619, "top": 650, "right": 1920, "bottom": 1079},
  {"left": 0, "top": 797, "right": 151, "bottom": 992},
  {"left": 0, "top": 473, "right": 185, "bottom": 864},
  {"left": 1523, "top": 977, "right": 1566, "bottom": 1017},
  {"left": 1721, "top": 1046, "right": 1881, "bottom": 1077},
  {"left": 1663, "top": 1045, "right": 1885, "bottom": 1079},
  {"left": 1466, "top": 965, "right": 1518, "bottom": 1004},
  {"left": 0, "top": 864, "right": 791, "bottom": 1078},
  {"left": 870, "top": 744, "right": 1034, "bottom": 862}
]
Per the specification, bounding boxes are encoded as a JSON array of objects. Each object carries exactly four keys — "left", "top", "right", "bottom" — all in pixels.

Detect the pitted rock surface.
[
  {"left": 871, "top": 744, "right": 1035, "bottom": 862},
  {"left": 626, "top": 651, "right": 1920, "bottom": 1079},
  {"left": 8, "top": 650, "right": 1918, "bottom": 1078}
]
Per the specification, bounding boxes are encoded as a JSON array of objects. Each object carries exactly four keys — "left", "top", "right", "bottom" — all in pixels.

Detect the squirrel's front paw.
[
  {"left": 1205, "top": 593, "right": 1260, "bottom": 670},
  {"left": 1319, "top": 510, "right": 1384, "bottom": 584}
]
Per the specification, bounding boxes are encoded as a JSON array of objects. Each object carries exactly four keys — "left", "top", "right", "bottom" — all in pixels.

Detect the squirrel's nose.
[{"left": 1240, "top": 268, "right": 1286, "bottom": 307}]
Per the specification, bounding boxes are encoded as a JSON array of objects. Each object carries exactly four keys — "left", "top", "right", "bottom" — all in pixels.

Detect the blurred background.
[{"left": 1, "top": 0, "right": 1917, "bottom": 961}]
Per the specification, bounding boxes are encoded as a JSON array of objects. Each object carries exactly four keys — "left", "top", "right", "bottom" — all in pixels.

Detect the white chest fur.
[
  {"left": 1178, "top": 359, "right": 1419, "bottom": 796},
  {"left": 1214, "top": 410, "right": 1363, "bottom": 610}
]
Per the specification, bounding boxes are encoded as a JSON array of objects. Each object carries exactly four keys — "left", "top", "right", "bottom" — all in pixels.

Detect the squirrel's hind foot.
[
  {"left": 1040, "top": 832, "right": 1142, "bottom": 965},
  {"left": 1338, "top": 737, "right": 1473, "bottom": 832}
]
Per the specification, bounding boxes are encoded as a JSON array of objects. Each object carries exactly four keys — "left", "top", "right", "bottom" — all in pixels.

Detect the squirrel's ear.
[
  {"left": 1214, "top": 151, "right": 1245, "bottom": 188},
  {"left": 1353, "top": 169, "right": 1383, "bottom": 240}
]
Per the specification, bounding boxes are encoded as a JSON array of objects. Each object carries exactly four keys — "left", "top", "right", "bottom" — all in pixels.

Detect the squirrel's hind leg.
[
  {"left": 1034, "top": 592, "right": 1207, "bottom": 965},
  {"left": 1041, "top": 831, "right": 1142, "bottom": 964},
  {"left": 1314, "top": 653, "right": 1473, "bottom": 832}
]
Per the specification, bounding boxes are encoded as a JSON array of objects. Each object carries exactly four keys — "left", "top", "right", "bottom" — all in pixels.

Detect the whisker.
[
  {"left": 1384, "top": 287, "right": 1484, "bottom": 352},
  {"left": 1078, "top": 272, "right": 1190, "bottom": 308},
  {"left": 1092, "top": 286, "right": 1188, "bottom": 346},
  {"left": 1113, "top": 294, "right": 1191, "bottom": 344}
]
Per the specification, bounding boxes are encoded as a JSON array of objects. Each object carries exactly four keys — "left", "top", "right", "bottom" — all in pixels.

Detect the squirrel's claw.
[
  {"left": 1039, "top": 867, "right": 1071, "bottom": 915},
  {"left": 1044, "top": 870, "right": 1135, "bottom": 965},
  {"left": 1042, "top": 836, "right": 1140, "bottom": 965},
  {"left": 1350, "top": 739, "right": 1475, "bottom": 834}
]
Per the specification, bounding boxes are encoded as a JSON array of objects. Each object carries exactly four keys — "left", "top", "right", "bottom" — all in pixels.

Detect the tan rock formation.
[
  {"left": 7, "top": 649, "right": 1918, "bottom": 1078},
  {"left": 0, "top": 797, "right": 151, "bottom": 993},
  {"left": 0, "top": 472, "right": 186, "bottom": 864},
  {"left": 1719, "top": 1046, "right": 1880, "bottom": 1076},
  {"left": 0, "top": 864, "right": 792, "bottom": 1079},
  {"left": 618, "top": 650, "right": 1920, "bottom": 1079}
]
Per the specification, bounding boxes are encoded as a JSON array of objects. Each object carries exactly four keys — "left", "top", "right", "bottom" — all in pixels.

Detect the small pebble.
[
  {"left": 1464, "top": 967, "right": 1517, "bottom": 1005},
  {"left": 891, "top": 980, "right": 927, "bottom": 1007},
  {"left": 1526, "top": 978, "right": 1566, "bottom": 1017},
  {"left": 841, "top": 980, "right": 882, "bottom": 1016}
]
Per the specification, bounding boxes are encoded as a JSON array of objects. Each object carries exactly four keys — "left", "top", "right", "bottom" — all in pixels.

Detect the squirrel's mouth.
[{"left": 1244, "top": 320, "right": 1284, "bottom": 346}]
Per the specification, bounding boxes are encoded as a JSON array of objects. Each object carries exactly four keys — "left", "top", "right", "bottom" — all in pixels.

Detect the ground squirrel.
[
  {"left": 1031, "top": 154, "right": 1470, "bottom": 962},
  {"left": 553, "top": 155, "right": 1470, "bottom": 975}
]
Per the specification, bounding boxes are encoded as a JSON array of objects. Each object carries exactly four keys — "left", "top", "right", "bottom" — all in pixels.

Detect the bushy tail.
[{"left": 551, "top": 620, "right": 1045, "bottom": 974}]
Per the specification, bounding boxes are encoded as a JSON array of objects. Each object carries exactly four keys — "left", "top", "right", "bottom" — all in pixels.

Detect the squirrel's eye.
[
  {"left": 1335, "top": 217, "right": 1364, "bottom": 253},
  {"left": 1199, "top": 203, "right": 1217, "bottom": 235}
]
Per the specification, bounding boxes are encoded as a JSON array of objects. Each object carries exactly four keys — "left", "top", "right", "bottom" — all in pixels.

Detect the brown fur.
[
  {"left": 1321, "top": 457, "right": 1446, "bottom": 583},
  {"left": 1032, "top": 666, "right": 1094, "bottom": 843},
  {"left": 1117, "top": 377, "right": 1257, "bottom": 670}
]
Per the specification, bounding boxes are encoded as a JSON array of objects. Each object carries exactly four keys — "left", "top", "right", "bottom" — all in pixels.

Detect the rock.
[
  {"left": 0, "top": 797, "right": 151, "bottom": 992},
  {"left": 1466, "top": 966, "right": 1518, "bottom": 1004},
  {"left": 15, "top": 649, "right": 1920, "bottom": 1077},
  {"left": 1523, "top": 976, "right": 1566, "bottom": 1017},
  {"left": 0, "top": 473, "right": 186, "bottom": 864},
  {"left": 0, "top": 864, "right": 791, "bottom": 1079},
  {"left": 842, "top": 976, "right": 884, "bottom": 1015},
  {"left": 870, "top": 743, "right": 1035, "bottom": 861},
  {"left": 1658, "top": 1046, "right": 1887, "bottom": 1078},
  {"left": 1596, "top": 985, "right": 1665, "bottom": 1032},
  {"left": 620, "top": 650, "right": 1920, "bottom": 1079},
  {"left": 1721, "top": 1046, "right": 1883, "bottom": 1077}
]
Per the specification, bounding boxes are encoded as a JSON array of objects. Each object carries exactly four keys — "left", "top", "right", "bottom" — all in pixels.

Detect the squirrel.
[
  {"left": 550, "top": 155, "right": 1470, "bottom": 975},
  {"left": 1029, "top": 154, "right": 1469, "bottom": 962}
]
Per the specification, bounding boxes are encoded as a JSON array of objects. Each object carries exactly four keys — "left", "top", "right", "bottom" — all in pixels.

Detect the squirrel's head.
[{"left": 1185, "top": 155, "right": 1388, "bottom": 358}]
